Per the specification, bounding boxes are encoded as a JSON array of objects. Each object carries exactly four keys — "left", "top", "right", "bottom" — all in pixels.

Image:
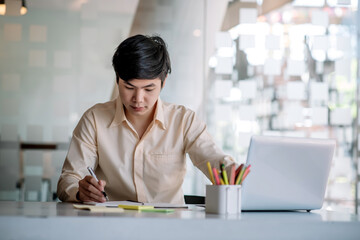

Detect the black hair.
[{"left": 112, "top": 34, "right": 171, "bottom": 86}]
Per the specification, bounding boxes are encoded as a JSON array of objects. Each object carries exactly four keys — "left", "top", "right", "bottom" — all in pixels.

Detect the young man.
[{"left": 57, "top": 34, "right": 235, "bottom": 204}]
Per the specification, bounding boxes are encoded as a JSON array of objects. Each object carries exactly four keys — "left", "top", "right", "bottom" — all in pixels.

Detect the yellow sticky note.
[{"left": 117, "top": 204, "right": 154, "bottom": 210}]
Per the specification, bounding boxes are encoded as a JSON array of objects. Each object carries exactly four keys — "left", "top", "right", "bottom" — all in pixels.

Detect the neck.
[{"left": 125, "top": 103, "right": 157, "bottom": 138}]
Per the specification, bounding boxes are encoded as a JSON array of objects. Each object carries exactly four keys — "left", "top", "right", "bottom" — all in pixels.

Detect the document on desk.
[
  {"left": 83, "top": 200, "right": 188, "bottom": 209},
  {"left": 73, "top": 204, "right": 124, "bottom": 213}
]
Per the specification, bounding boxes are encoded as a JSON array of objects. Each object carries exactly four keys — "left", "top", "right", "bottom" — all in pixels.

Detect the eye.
[
  {"left": 125, "top": 86, "right": 134, "bottom": 90},
  {"left": 145, "top": 89, "right": 155, "bottom": 92}
]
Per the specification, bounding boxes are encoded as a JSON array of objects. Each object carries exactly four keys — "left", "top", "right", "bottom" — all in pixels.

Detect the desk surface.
[{"left": 1, "top": 201, "right": 360, "bottom": 240}]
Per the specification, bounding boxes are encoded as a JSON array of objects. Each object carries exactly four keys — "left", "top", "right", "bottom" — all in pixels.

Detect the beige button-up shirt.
[{"left": 57, "top": 96, "right": 235, "bottom": 203}]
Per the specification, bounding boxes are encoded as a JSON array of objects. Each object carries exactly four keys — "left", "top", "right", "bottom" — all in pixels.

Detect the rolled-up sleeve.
[{"left": 57, "top": 111, "right": 98, "bottom": 202}]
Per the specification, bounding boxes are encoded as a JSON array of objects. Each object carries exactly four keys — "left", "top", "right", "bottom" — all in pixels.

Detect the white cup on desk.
[{"left": 205, "top": 185, "right": 242, "bottom": 214}]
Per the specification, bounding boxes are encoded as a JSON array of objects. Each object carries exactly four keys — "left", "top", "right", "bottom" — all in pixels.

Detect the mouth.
[{"left": 131, "top": 106, "right": 145, "bottom": 112}]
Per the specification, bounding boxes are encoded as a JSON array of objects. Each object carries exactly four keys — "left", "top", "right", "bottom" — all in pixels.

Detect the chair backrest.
[{"left": 184, "top": 195, "right": 205, "bottom": 204}]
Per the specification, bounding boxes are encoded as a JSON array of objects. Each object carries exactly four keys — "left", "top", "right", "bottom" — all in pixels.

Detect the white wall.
[{"left": 0, "top": 0, "right": 139, "bottom": 142}]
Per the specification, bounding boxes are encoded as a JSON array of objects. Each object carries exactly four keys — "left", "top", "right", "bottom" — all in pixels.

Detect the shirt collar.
[
  {"left": 109, "top": 95, "right": 166, "bottom": 130},
  {"left": 154, "top": 98, "right": 166, "bottom": 130}
]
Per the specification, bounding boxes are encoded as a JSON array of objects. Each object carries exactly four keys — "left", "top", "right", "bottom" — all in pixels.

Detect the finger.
[
  {"left": 99, "top": 180, "right": 106, "bottom": 190},
  {"left": 80, "top": 181, "right": 103, "bottom": 198},
  {"left": 85, "top": 175, "right": 103, "bottom": 191},
  {"left": 79, "top": 185, "right": 106, "bottom": 202},
  {"left": 79, "top": 178, "right": 104, "bottom": 198},
  {"left": 78, "top": 190, "right": 103, "bottom": 203}
]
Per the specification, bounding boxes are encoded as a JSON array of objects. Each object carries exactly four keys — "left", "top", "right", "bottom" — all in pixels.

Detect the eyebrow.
[{"left": 125, "top": 82, "right": 156, "bottom": 88}]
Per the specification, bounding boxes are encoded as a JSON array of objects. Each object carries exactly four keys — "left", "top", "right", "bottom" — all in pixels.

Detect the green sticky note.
[{"left": 140, "top": 208, "right": 175, "bottom": 213}]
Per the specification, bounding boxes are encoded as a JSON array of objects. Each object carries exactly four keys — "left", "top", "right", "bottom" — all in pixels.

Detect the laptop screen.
[{"left": 241, "top": 135, "right": 336, "bottom": 211}]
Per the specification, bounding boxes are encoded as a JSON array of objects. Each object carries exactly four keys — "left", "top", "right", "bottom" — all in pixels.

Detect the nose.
[{"left": 133, "top": 89, "right": 144, "bottom": 103}]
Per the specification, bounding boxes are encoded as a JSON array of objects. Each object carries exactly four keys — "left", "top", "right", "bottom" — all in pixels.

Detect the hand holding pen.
[{"left": 77, "top": 167, "right": 109, "bottom": 202}]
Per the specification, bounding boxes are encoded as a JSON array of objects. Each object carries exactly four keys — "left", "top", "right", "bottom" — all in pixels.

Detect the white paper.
[
  {"left": 310, "top": 82, "right": 328, "bottom": 101},
  {"left": 29, "top": 50, "right": 47, "bottom": 67},
  {"left": 330, "top": 108, "right": 352, "bottom": 125},
  {"left": 311, "top": 10, "right": 329, "bottom": 27},
  {"left": 4, "top": 23, "right": 22, "bottom": 41},
  {"left": 216, "top": 32, "right": 233, "bottom": 48},
  {"left": 214, "top": 80, "right": 232, "bottom": 98},
  {"left": 239, "top": 105, "right": 256, "bottom": 121},
  {"left": 29, "top": 25, "right": 47, "bottom": 42},
  {"left": 265, "top": 35, "right": 281, "bottom": 50},
  {"left": 239, "top": 80, "right": 257, "bottom": 99},
  {"left": 26, "top": 125, "right": 43, "bottom": 141},
  {"left": 264, "top": 58, "right": 282, "bottom": 76},
  {"left": 54, "top": 51, "right": 72, "bottom": 69},
  {"left": 311, "top": 107, "right": 328, "bottom": 125},
  {"left": 1, "top": 74, "right": 20, "bottom": 91},
  {"left": 215, "top": 57, "right": 233, "bottom": 74},
  {"left": 239, "top": 8, "right": 257, "bottom": 24},
  {"left": 312, "top": 36, "right": 329, "bottom": 50},
  {"left": 84, "top": 201, "right": 188, "bottom": 208},
  {"left": 287, "top": 59, "right": 306, "bottom": 76},
  {"left": 286, "top": 81, "right": 306, "bottom": 100},
  {"left": 239, "top": 35, "right": 255, "bottom": 50}
]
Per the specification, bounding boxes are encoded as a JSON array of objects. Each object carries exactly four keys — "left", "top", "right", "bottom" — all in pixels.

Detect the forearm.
[{"left": 57, "top": 174, "right": 81, "bottom": 202}]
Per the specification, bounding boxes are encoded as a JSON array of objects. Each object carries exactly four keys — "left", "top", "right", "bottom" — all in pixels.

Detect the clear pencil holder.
[{"left": 205, "top": 185, "right": 242, "bottom": 214}]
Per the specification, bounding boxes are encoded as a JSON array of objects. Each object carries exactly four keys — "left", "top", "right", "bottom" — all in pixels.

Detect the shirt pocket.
[{"left": 145, "top": 153, "right": 186, "bottom": 191}]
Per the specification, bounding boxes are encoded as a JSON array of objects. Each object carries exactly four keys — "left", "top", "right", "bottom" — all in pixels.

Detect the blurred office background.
[{"left": 0, "top": 0, "right": 359, "bottom": 213}]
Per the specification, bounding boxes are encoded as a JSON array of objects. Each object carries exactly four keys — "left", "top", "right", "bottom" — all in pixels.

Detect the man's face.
[{"left": 118, "top": 78, "right": 163, "bottom": 119}]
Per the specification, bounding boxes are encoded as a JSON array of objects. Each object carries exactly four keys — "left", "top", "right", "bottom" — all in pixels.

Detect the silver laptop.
[{"left": 242, "top": 135, "right": 336, "bottom": 211}]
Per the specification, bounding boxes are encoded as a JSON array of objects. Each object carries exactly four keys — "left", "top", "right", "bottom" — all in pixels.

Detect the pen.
[
  {"left": 219, "top": 177, "right": 225, "bottom": 185},
  {"left": 236, "top": 164, "right": 251, "bottom": 185},
  {"left": 212, "top": 167, "right": 221, "bottom": 185},
  {"left": 207, "top": 162, "right": 215, "bottom": 185},
  {"left": 221, "top": 164, "right": 229, "bottom": 185},
  {"left": 235, "top": 164, "right": 244, "bottom": 179},
  {"left": 230, "top": 165, "right": 236, "bottom": 185},
  {"left": 216, "top": 169, "right": 224, "bottom": 185},
  {"left": 235, "top": 164, "right": 247, "bottom": 185},
  {"left": 239, "top": 169, "right": 251, "bottom": 185},
  {"left": 87, "top": 166, "right": 109, "bottom": 201}
]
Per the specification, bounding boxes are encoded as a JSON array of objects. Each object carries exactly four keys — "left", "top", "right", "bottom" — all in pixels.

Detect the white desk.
[{"left": 1, "top": 201, "right": 360, "bottom": 240}]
